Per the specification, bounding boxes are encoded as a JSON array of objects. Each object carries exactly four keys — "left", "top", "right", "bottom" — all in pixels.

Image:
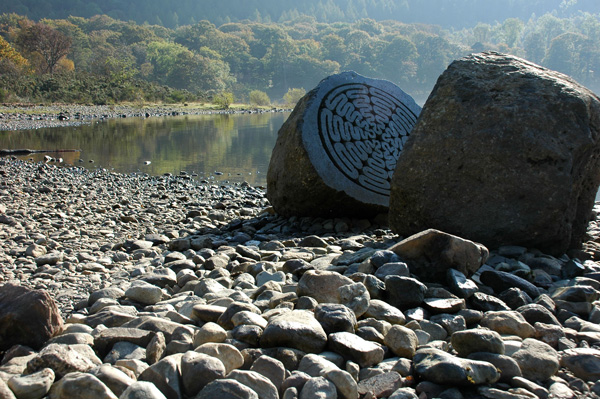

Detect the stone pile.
[{"left": 2, "top": 158, "right": 600, "bottom": 398}]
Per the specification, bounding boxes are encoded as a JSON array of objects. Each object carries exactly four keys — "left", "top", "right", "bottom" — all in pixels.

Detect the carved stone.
[{"left": 267, "top": 71, "right": 421, "bottom": 217}]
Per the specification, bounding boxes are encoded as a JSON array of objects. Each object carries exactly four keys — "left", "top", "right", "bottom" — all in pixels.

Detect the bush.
[
  {"left": 283, "top": 87, "right": 306, "bottom": 108},
  {"left": 249, "top": 90, "right": 270, "bottom": 106},
  {"left": 0, "top": 71, "right": 200, "bottom": 104},
  {"left": 213, "top": 91, "right": 234, "bottom": 109}
]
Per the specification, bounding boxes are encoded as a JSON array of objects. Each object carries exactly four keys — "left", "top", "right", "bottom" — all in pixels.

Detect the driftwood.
[{"left": 0, "top": 149, "right": 81, "bottom": 156}]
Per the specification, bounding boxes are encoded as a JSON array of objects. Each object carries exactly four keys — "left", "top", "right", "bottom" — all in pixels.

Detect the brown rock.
[
  {"left": 389, "top": 52, "right": 600, "bottom": 254},
  {"left": 388, "top": 229, "right": 488, "bottom": 283},
  {"left": 0, "top": 284, "right": 63, "bottom": 351}
]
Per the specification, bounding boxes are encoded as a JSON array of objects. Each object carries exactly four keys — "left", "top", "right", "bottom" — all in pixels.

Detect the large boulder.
[
  {"left": 267, "top": 71, "right": 421, "bottom": 217},
  {"left": 0, "top": 284, "right": 63, "bottom": 351},
  {"left": 389, "top": 52, "right": 600, "bottom": 255}
]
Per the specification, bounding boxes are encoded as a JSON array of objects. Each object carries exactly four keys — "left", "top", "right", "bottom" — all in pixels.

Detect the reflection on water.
[{"left": 0, "top": 112, "right": 291, "bottom": 185}]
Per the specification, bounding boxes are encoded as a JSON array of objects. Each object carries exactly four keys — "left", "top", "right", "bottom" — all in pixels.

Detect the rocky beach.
[
  {"left": 1, "top": 156, "right": 600, "bottom": 399},
  {"left": 0, "top": 104, "right": 289, "bottom": 132}
]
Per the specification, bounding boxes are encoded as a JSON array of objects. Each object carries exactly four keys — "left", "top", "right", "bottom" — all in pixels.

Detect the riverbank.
[
  {"left": 1, "top": 157, "right": 600, "bottom": 398},
  {"left": 0, "top": 103, "right": 290, "bottom": 131}
]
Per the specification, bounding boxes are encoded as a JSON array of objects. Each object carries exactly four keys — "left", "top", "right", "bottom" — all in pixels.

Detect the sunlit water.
[{"left": 0, "top": 112, "right": 291, "bottom": 186}]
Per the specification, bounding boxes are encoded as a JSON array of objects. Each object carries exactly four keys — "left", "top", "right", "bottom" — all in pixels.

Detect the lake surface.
[{"left": 0, "top": 112, "right": 291, "bottom": 186}]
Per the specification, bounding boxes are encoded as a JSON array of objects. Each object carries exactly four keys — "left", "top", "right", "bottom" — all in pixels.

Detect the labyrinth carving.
[{"left": 317, "top": 83, "right": 419, "bottom": 196}]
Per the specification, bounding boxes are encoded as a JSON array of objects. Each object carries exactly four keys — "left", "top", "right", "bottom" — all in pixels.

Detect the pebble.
[{"left": 1, "top": 158, "right": 600, "bottom": 398}]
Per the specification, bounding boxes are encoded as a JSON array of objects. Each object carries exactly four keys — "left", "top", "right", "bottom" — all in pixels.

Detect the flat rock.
[
  {"left": 138, "top": 354, "right": 182, "bottom": 399},
  {"left": 337, "top": 282, "right": 370, "bottom": 318},
  {"left": 180, "top": 351, "right": 226, "bottom": 397},
  {"left": 261, "top": 310, "right": 327, "bottom": 354},
  {"left": 480, "top": 311, "right": 535, "bottom": 339},
  {"left": 447, "top": 269, "right": 479, "bottom": 298},
  {"left": 7, "top": 367, "right": 54, "bottom": 399},
  {"left": 27, "top": 343, "right": 101, "bottom": 379},
  {"left": 194, "top": 343, "right": 244, "bottom": 374},
  {"left": 559, "top": 347, "right": 600, "bottom": 381},
  {"left": 385, "top": 276, "right": 427, "bottom": 309},
  {"left": 384, "top": 325, "right": 418, "bottom": 358},
  {"left": 249, "top": 355, "right": 286, "bottom": 394},
  {"left": 357, "top": 372, "right": 403, "bottom": 397},
  {"left": 364, "top": 299, "right": 406, "bottom": 325},
  {"left": 191, "top": 304, "right": 227, "bottom": 323},
  {"left": 480, "top": 270, "right": 540, "bottom": 299},
  {"left": 49, "top": 372, "right": 117, "bottom": 399},
  {"left": 388, "top": 229, "right": 489, "bottom": 283},
  {"left": 297, "top": 270, "right": 353, "bottom": 304},
  {"left": 196, "top": 379, "right": 258, "bottom": 399},
  {"left": 93, "top": 327, "right": 156, "bottom": 356},
  {"left": 193, "top": 322, "right": 227, "bottom": 347},
  {"left": 227, "top": 370, "right": 278, "bottom": 399},
  {"left": 451, "top": 328, "right": 505, "bottom": 357},
  {"left": 298, "top": 354, "right": 340, "bottom": 377},
  {"left": 299, "top": 376, "right": 337, "bottom": 399},
  {"left": 121, "top": 316, "right": 190, "bottom": 341},
  {"left": 467, "top": 352, "right": 522, "bottom": 382},
  {"left": 125, "top": 281, "right": 164, "bottom": 305},
  {"left": 512, "top": 338, "right": 559, "bottom": 382},
  {"left": 324, "top": 369, "right": 358, "bottom": 399},
  {"left": 120, "top": 381, "right": 167, "bottom": 399},
  {"left": 413, "top": 348, "right": 500, "bottom": 386},
  {"left": 89, "top": 364, "right": 135, "bottom": 397},
  {"left": 327, "top": 331, "right": 384, "bottom": 368},
  {"left": 314, "top": 303, "right": 357, "bottom": 334}
]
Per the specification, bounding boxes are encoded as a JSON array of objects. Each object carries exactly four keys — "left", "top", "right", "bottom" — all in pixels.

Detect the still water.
[{"left": 0, "top": 112, "right": 291, "bottom": 186}]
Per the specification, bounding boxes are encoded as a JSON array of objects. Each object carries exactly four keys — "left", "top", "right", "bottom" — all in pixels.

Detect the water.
[{"left": 0, "top": 112, "right": 291, "bottom": 186}]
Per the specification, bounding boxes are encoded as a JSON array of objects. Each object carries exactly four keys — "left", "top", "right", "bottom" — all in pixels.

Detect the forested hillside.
[
  {"left": 2, "top": 0, "right": 600, "bottom": 29},
  {"left": 1, "top": 10, "right": 599, "bottom": 105}
]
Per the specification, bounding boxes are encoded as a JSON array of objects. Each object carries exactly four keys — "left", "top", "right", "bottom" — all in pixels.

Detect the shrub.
[
  {"left": 283, "top": 87, "right": 306, "bottom": 108},
  {"left": 249, "top": 90, "right": 270, "bottom": 106},
  {"left": 213, "top": 91, "right": 234, "bottom": 109}
]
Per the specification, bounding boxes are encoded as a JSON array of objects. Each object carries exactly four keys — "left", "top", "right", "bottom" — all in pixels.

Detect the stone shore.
[
  {"left": 1, "top": 158, "right": 600, "bottom": 399},
  {"left": 0, "top": 104, "right": 289, "bottom": 131}
]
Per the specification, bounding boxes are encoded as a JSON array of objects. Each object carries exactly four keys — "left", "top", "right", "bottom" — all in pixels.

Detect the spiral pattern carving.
[{"left": 317, "top": 83, "right": 419, "bottom": 196}]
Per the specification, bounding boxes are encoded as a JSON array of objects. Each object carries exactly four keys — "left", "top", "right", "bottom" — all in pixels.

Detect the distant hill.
[{"left": 2, "top": 0, "right": 599, "bottom": 29}]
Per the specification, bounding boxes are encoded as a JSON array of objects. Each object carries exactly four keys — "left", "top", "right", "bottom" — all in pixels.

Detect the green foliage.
[
  {"left": 1, "top": 8, "right": 600, "bottom": 106},
  {"left": 0, "top": 70, "right": 197, "bottom": 104},
  {"left": 0, "top": 87, "right": 8, "bottom": 102},
  {"left": 213, "top": 91, "right": 234, "bottom": 108},
  {"left": 3, "top": 0, "right": 598, "bottom": 30},
  {"left": 249, "top": 90, "right": 270, "bottom": 106},
  {"left": 283, "top": 88, "right": 305, "bottom": 107}
]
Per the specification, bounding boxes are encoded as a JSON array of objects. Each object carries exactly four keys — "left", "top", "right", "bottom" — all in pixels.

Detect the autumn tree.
[
  {"left": 0, "top": 35, "right": 29, "bottom": 74},
  {"left": 16, "top": 22, "right": 72, "bottom": 74}
]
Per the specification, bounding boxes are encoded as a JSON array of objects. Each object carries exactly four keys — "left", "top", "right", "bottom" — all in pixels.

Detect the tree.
[
  {"left": 214, "top": 91, "right": 234, "bottom": 108},
  {"left": 321, "top": 33, "right": 347, "bottom": 65},
  {"left": 283, "top": 87, "right": 305, "bottom": 107},
  {"left": 249, "top": 90, "right": 270, "bottom": 106},
  {"left": 501, "top": 18, "right": 524, "bottom": 48},
  {"left": 523, "top": 31, "right": 546, "bottom": 64},
  {"left": 544, "top": 32, "right": 593, "bottom": 82},
  {"left": 0, "top": 34, "right": 29, "bottom": 74},
  {"left": 16, "top": 22, "right": 72, "bottom": 74},
  {"left": 473, "top": 23, "right": 492, "bottom": 43}
]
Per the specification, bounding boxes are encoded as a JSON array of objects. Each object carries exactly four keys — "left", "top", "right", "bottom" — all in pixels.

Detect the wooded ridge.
[{"left": 1, "top": 7, "right": 599, "bottom": 106}]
